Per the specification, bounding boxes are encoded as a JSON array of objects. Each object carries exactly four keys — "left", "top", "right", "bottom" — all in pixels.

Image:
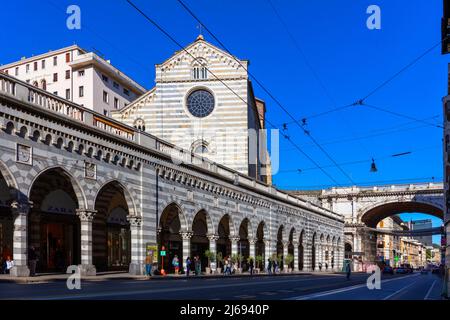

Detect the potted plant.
[
  {"left": 285, "top": 254, "right": 294, "bottom": 273},
  {"left": 215, "top": 252, "right": 223, "bottom": 274},
  {"left": 255, "top": 255, "right": 263, "bottom": 273},
  {"left": 204, "top": 249, "right": 215, "bottom": 274},
  {"left": 231, "top": 254, "right": 243, "bottom": 273}
]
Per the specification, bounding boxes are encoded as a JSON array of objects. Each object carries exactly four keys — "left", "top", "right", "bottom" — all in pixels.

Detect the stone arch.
[
  {"left": 158, "top": 198, "right": 189, "bottom": 232},
  {"left": 28, "top": 166, "right": 87, "bottom": 210},
  {"left": 93, "top": 180, "right": 132, "bottom": 271},
  {"left": 0, "top": 159, "right": 18, "bottom": 191},
  {"left": 28, "top": 166, "right": 87, "bottom": 272},
  {"left": 358, "top": 200, "right": 443, "bottom": 228},
  {"left": 190, "top": 209, "right": 211, "bottom": 272},
  {"left": 94, "top": 179, "right": 137, "bottom": 217},
  {"left": 217, "top": 212, "right": 237, "bottom": 237}
]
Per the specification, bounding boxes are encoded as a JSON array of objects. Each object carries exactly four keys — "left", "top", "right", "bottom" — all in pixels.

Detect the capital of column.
[
  {"left": 180, "top": 231, "right": 193, "bottom": 240},
  {"left": 11, "top": 200, "right": 33, "bottom": 216},
  {"left": 292, "top": 241, "right": 299, "bottom": 247},
  {"left": 207, "top": 234, "right": 219, "bottom": 242},
  {"left": 248, "top": 238, "right": 257, "bottom": 245},
  {"left": 263, "top": 238, "right": 272, "bottom": 246},
  {"left": 230, "top": 236, "right": 240, "bottom": 243},
  {"left": 127, "top": 215, "right": 142, "bottom": 227},
  {"left": 76, "top": 209, "right": 97, "bottom": 222},
  {"left": 283, "top": 241, "right": 290, "bottom": 248}
]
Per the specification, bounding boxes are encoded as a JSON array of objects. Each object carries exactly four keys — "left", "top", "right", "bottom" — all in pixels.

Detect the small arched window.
[
  {"left": 192, "top": 58, "right": 208, "bottom": 80},
  {"left": 191, "top": 140, "right": 209, "bottom": 155},
  {"left": 41, "top": 79, "right": 47, "bottom": 90},
  {"left": 133, "top": 118, "right": 146, "bottom": 132}
]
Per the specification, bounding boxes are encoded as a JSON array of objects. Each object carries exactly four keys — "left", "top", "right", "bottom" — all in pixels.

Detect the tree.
[
  {"left": 204, "top": 249, "right": 215, "bottom": 268},
  {"left": 255, "top": 255, "right": 263, "bottom": 269},
  {"left": 216, "top": 252, "right": 223, "bottom": 268},
  {"left": 285, "top": 254, "right": 294, "bottom": 270}
]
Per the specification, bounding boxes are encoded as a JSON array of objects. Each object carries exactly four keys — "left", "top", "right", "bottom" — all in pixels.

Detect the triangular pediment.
[{"left": 157, "top": 35, "right": 248, "bottom": 73}]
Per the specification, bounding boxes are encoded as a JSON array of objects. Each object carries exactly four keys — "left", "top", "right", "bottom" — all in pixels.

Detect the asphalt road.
[{"left": 0, "top": 272, "right": 444, "bottom": 300}]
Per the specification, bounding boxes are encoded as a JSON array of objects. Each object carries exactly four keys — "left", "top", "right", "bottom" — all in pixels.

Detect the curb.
[{"left": 0, "top": 271, "right": 348, "bottom": 284}]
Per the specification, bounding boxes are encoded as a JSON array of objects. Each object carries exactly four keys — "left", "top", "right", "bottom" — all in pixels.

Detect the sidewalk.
[{"left": 0, "top": 270, "right": 344, "bottom": 284}]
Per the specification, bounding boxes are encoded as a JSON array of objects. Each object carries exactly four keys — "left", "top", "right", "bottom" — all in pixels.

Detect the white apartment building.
[{"left": 0, "top": 45, "right": 146, "bottom": 116}]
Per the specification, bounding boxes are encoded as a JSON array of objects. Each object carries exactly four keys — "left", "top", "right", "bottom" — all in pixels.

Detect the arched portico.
[
  {"left": 158, "top": 202, "right": 185, "bottom": 273},
  {"left": 28, "top": 167, "right": 86, "bottom": 273},
  {"left": 93, "top": 181, "right": 132, "bottom": 272}
]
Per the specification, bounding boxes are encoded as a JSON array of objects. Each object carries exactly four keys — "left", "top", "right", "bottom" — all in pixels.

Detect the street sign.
[{"left": 160, "top": 250, "right": 166, "bottom": 257}]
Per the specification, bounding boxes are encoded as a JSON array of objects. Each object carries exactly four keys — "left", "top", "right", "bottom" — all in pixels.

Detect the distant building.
[
  {"left": 0, "top": 45, "right": 146, "bottom": 116},
  {"left": 409, "top": 219, "right": 433, "bottom": 246}
]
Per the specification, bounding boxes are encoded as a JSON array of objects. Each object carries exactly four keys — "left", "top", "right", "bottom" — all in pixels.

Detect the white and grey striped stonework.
[
  {"left": 0, "top": 72, "right": 344, "bottom": 277},
  {"left": 111, "top": 38, "right": 257, "bottom": 177}
]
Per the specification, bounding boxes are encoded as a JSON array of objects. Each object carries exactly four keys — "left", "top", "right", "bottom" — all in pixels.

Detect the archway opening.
[
  {"left": 191, "top": 210, "right": 209, "bottom": 272},
  {"left": 256, "top": 222, "right": 265, "bottom": 270},
  {"left": 276, "top": 225, "right": 284, "bottom": 270},
  {"left": 362, "top": 202, "right": 444, "bottom": 269},
  {"left": 29, "top": 168, "right": 81, "bottom": 273},
  {"left": 217, "top": 214, "right": 232, "bottom": 264},
  {"left": 239, "top": 218, "right": 250, "bottom": 271},
  {"left": 158, "top": 203, "right": 183, "bottom": 273},
  {"left": 298, "top": 231, "right": 304, "bottom": 271},
  {"left": 93, "top": 182, "right": 131, "bottom": 271},
  {"left": 311, "top": 233, "right": 316, "bottom": 271},
  {"left": 288, "top": 228, "right": 295, "bottom": 270}
]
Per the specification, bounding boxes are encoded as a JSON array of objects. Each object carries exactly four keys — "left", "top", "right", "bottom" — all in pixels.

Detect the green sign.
[
  {"left": 394, "top": 256, "right": 399, "bottom": 262},
  {"left": 160, "top": 250, "right": 166, "bottom": 257}
]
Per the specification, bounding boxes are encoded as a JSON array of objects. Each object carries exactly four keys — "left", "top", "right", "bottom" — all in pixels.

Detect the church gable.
[
  {"left": 111, "top": 87, "right": 156, "bottom": 123},
  {"left": 156, "top": 36, "right": 248, "bottom": 82}
]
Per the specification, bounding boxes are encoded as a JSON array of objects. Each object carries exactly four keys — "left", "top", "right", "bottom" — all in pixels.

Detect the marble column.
[
  {"left": 231, "top": 236, "right": 239, "bottom": 257},
  {"left": 207, "top": 234, "right": 219, "bottom": 273},
  {"left": 249, "top": 238, "right": 256, "bottom": 260},
  {"left": 180, "top": 231, "right": 193, "bottom": 272},
  {"left": 127, "top": 215, "right": 143, "bottom": 275},
  {"left": 77, "top": 209, "right": 96, "bottom": 276},
  {"left": 264, "top": 239, "right": 272, "bottom": 272},
  {"left": 10, "top": 201, "right": 31, "bottom": 277}
]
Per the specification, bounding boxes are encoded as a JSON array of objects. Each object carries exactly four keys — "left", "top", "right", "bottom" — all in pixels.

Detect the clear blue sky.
[{"left": 1, "top": 0, "right": 446, "bottom": 242}]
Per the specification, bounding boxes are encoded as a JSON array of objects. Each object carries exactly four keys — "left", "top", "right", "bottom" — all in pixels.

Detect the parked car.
[
  {"left": 395, "top": 267, "right": 408, "bottom": 274},
  {"left": 400, "top": 264, "right": 414, "bottom": 273},
  {"left": 382, "top": 266, "right": 394, "bottom": 274}
]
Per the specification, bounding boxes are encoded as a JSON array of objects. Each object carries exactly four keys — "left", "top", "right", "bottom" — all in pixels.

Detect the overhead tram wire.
[
  {"left": 360, "top": 37, "right": 448, "bottom": 102},
  {"left": 173, "top": 0, "right": 356, "bottom": 185},
  {"left": 125, "top": 0, "right": 343, "bottom": 186},
  {"left": 277, "top": 144, "right": 441, "bottom": 173},
  {"left": 361, "top": 103, "right": 444, "bottom": 129},
  {"left": 280, "top": 114, "right": 441, "bottom": 151}
]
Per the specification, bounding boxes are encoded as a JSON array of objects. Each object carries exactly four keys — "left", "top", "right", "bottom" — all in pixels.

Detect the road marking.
[
  {"left": 235, "top": 295, "right": 256, "bottom": 299},
  {"left": 287, "top": 274, "right": 420, "bottom": 300},
  {"left": 382, "top": 278, "right": 419, "bottom": 300},
  {"left": 16, "top": 275, "right": 337, "bottom": 300},
  {"left": 424, "top": 279, "right": 437, "bottom": 300},
  {"left": 260, "top": 292, "right": 277, "bottom": 296}
]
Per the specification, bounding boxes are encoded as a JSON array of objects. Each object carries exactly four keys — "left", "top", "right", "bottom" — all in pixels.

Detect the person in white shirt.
[{"left": 5, "top": 256, "right": 14, "bottom": 274}]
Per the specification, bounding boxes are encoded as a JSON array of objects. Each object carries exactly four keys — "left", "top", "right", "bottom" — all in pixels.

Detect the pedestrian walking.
[
  {"left": 172, "top": 255, "right": 179, "bottom": 275},
  {"left": 346, "top": 262, "right": 351, "bottom": 280},
  {"left": 267, "top": 258, "right": 272, "bottom": 275},
  {"left": 28, "top": 246, "right": 38, "bottom": 277},
  {"left": 272, "top": 260, "right": 277, "bottom": 274},
  {"left": 145, "top": 252, "right": 153, "bottom": 278},
  {"left": 186, "top": 257, "right": 192, "bottom": 277},
  {"left": 249, "top": 258, "right": 254, "bottom": 275},
  {"left": 195, "top": 255, "right": 201, "bottom": 275},
  {"left": 319, "top": 262, "right": 322, "bottom": 271}
]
